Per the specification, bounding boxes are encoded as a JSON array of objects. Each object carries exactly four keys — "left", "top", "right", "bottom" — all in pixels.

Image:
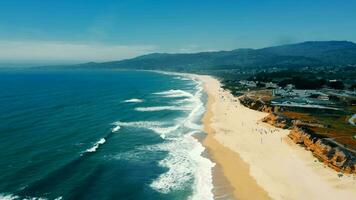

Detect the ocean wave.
[
  {"left": 113, "top": 149, "right": 151, "bottom": 163},
  {"left": 0, "top": 194, "right": 19, "bottom": 200},
  {"left": 188, "top": 138, "right": 215, "bottom": 200},
  {"left": 113, "top": 121, "right": 164, "bottom": 128},
  {"left": 185, "top": 92, "right": 205, "bottom": 130},
  {"left": 147, "top": 77, "right": 214, "bottom": 199},
  {"left": 86, "top": 138, "right": 106, "bottom": 153},
  {"left": 111, "top": 125, "right": 121, "bottom": 132},
  {"left": 122, "top": 98, "right": 144, "bottom": 103},
  {"left": 0, "top": 194, "right": 56, "bottom": 200},
  {"left": 174, "top": 77, "right": 191, "bottom": 81},
  {"left": 135, "top": 106, "right": 191, "bottom": 112},
  {"left": 173, "top": 98, "right": 195, "bottom": 104},
  {"left": 113, "top": 121, "right": 179, "bottom": 139},
  {"left": 173, "top": 81, "right": 205, "bottom": 130},
  {"left": 154, "top": 89, "right": 193, "bottom": 98},
  {"left": 115, "top": 74, "right": 214, "bottom": 199},
  {"left": 149, "top": 132, "right": 215, "bottom": 199}
]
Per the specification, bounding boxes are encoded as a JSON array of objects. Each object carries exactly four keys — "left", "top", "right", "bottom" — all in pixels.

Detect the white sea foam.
[
  {"left": 173, "top": 98, "right": 195, "bottom": 104},
  {"left": 147, "top": 76, "right": 215, "bottom": 200},
  {"left": 149, "top": 132, "right": 215, "bottom": 199},
  {"left": 114, "top": 149, "right": 146, "bottom": 162},
  {"left": 123, "top": 98, "right": 144, "bottom": 103},
  {"left": 114, "top": 121, "right": 164, "bottom": 127},
  {"left": 135, "top": 106, "right": 191, "bottom": 112},
  {"left": 0, "top": 194, "right": 50, "bottom": 200},
  {"left": 154, "top": 89, "right": 193, "bottom": 98},
  {"left": 113, "top": 121, "right": 179, "bottom": 139},
  {"left": 0, "top": 194, "right": 19, "bottom": 200},
  {"left": 174, "top": 76, "right": 191, "bottom": 81},
  {"left": 112, "top": 125, "right": 121, "bottom": 132},
  {"left": 86, "top": 138, "right": 106, "bottom": 153}
]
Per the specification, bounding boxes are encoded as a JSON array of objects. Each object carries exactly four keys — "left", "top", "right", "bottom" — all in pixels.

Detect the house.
[
  {"left": 265, "top": 82, "right": 278, "bottom": 89},
  {"left": 317, "top": 94, "right": 330, "bottom": 101},
  {"left": 285, "top": 84, "right": 295, "bottom": 90},
  {"left": 239, "top": 80, "right": 257, "bottom": 87}
]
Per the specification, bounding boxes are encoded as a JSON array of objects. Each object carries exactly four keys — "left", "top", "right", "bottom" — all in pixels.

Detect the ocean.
[{"left": 0, "top": 70, "right": 215, "bottom": 200}]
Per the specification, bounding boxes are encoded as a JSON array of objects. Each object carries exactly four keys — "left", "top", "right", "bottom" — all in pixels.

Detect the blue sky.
[{"left": 0, "top": 0, "right": 355, "bottom": 63}]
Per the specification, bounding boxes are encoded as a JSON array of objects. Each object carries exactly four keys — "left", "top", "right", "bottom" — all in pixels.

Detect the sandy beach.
[{"left": 198, "top": 75, "right": 356, "bottom": 200}]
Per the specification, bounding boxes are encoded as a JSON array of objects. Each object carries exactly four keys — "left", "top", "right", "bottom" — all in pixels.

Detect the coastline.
[{"left": 197, "top": 75, "right": 356, "bottom": 200}]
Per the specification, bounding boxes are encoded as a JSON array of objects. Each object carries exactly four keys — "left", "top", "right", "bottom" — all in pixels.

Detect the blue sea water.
[{"left": 0, "top": 70, "right": 214, "bottom": 200}]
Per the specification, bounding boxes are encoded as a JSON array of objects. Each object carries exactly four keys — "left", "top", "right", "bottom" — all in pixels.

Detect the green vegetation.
[
  {"left": 246, "top": 68, "right": 356, "bottom": 90},
  {"left": 247, "top": 71, "right": 327, "bottom": 89},
  {"left": 61, "top": 41, "right": 356, "bottom": 72}
]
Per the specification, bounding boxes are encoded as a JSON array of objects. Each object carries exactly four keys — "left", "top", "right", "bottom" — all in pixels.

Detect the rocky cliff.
[
  {"left": 261, "top": 113, "right": 293, "bottom": 129},
  {"left": 239, "top": 95, "right": 277, "bottom": 113},
  {"left": 289, "top": 126, "right": 356, "bottom": 174},
  {"left": 262, "top": 113, "right": 327, "bottom": 129},
  {"left": 239, "top": 95, "right": 356, "bottom": 174}
]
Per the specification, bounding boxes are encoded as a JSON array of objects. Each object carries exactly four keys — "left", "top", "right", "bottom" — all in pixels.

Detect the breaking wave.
[
  {"left": 0, "top": 194, "right": 18, "bottom": 200},
  {"left": 135, "top": 106, "right": 191, "bottom": 112},
  {"left": 154, "top": 89, "right": 193, "bottom": 98},
  {"left": 123, "top": 98, "right": 143, "bottom": 103},
  {"left": 148, "top": 131, "right": 215, "bottom": 200},
  {"left": 86, "top": 138, "right": 106, "bottom": 153},
  {"left": 111, "top": 125, "right": 121, "bottom": 133},
  {"left": 0, "top": 194, "right": 62, "bottom": 200},
  {"left": 174, "top": 76, "right": 191, "bottom": 81},
  {"left": 146, "top": 74, "right": 215, "bottom": 199},
  {"left": 113, "top": 121, "right": 179, "bottom": 139}
]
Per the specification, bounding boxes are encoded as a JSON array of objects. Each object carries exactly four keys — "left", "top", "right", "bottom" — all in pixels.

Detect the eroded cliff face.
[
  {"left": 262, "top": 113, "right": 293, "bottom": 129},
  {"left": 239, "top": 95, "right": 275, "bottom": 113},
  {"left": 262, "top": 113, "right": 327, "bottom": 129},
  {"left": 289, "top": 127, "right": 356, "bottom": 174},
  {"left": 239, "top": 95, "right": 356, "bottom": 174}
]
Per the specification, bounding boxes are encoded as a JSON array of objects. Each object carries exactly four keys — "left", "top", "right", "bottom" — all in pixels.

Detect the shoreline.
[
  {"left": 200, "top": 75, "right": 271, "bottom": 200},
  {"left": 197, "top": 75, "right": 356, "bottom": 200}
]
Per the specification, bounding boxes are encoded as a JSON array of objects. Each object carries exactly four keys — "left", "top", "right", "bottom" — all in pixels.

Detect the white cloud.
[{"left": 0, "top": 40, "right": 157, "bottom": 63}]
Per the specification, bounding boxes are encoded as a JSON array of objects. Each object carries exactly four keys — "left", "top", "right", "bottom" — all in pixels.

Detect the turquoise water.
[{"left": 0, "top": 70, "right": 214, "bottom": 200}]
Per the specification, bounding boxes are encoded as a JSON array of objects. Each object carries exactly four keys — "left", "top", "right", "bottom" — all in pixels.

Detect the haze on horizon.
[{"left": 0, "top": 0, "right": 356, "bottom": 65}]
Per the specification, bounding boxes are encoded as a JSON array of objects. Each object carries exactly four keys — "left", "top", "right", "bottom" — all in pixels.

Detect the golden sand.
[{"left": 198, "top": 75, "right": 356, "bottom": 200}]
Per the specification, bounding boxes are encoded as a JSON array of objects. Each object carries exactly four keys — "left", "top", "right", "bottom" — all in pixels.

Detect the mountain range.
[{"left": 70, "top": 41, "right": 356, "bottom": 71}]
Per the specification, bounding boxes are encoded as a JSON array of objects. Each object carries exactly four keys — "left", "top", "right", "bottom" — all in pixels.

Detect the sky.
[{"left": 0, "top": 0, "right": 356, "bottom": 64}]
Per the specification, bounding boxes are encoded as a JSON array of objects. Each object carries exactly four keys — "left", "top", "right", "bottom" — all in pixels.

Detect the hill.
[{"left": 65, "top": 41, "right": 356, "bottom": 71}]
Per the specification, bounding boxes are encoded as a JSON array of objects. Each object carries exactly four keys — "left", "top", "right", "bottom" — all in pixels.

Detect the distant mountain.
[
  {"left": 259, "top": 41, "right": 356, "bottom": 65},
  {"left": 72, "top": 41, "right": 356, "bottom": 71}
]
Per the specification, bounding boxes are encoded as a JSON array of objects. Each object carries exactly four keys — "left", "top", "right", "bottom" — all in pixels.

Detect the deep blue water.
[{"left": 0, "top": 70, "right": 214, "bottom": 200}]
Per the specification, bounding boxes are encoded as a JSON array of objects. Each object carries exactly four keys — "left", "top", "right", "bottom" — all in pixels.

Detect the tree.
[{"left": 328, "top": 80, "right": 344, "bottom": 90}]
